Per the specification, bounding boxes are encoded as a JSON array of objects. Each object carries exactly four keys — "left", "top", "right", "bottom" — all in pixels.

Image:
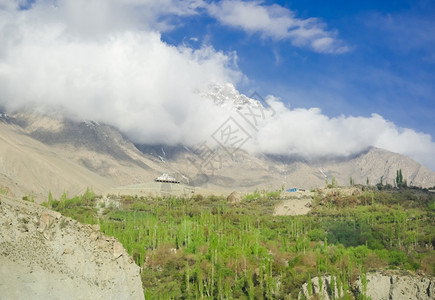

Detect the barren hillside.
[
  {"left": 0, "top": 112, "right": 434, "bottom": 202},
  {"left": 0, "top": 122, "right": 115, "bottom": 201},
  {"left": 0, "top": 196, "right": 144, "bottom": 299}
]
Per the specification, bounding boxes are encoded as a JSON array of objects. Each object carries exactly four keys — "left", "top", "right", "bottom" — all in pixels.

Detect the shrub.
[
  {"left": 308, "top": 229, "right": 326, "bottom": 241},
  {"left": 191, "top": 194, "right": 204, "bottom": 202},
  {"left": 388, "top": 250, "right": 407, "bottom": 266},
  {"left": 266, "top": 190, "right": 281, "bottom": 199}
]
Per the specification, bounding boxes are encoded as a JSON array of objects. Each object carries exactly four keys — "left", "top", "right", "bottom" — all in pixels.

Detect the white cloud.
[
  {"left": 207, "top": 0, "right": 349, "bottom": 54},
  {"left": 0, "top": 0, "right": 27, "bottom": 10},
  {"left": 252, "top": 99, "right": 435, "bottom": 170},
  {"left": 0, "top": 0, "right": 241, "bottom": 145},
  {"left": 0, "top": 0, "right": 15, "bottom": 10}
]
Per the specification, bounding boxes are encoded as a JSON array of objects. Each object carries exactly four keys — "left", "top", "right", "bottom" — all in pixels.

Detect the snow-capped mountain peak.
[{"left": 200, "top": 83, "right": 264, "bottom": 110}]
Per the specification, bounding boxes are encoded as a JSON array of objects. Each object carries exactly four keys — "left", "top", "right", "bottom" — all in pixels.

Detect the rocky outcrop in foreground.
[
  {"left": 0, "top": 196, "right": 144, "bottom": 300},
  {"left": 299, "top": 271, "right": 434, "bottom": 300},
  {"left": 354, "top": 272, "right": 434, "bottom": 300}
]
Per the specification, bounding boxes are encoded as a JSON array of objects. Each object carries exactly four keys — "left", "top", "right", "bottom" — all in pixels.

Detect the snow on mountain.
[{"left": 200, "top": 83, "right": 263, "bottom": 110}]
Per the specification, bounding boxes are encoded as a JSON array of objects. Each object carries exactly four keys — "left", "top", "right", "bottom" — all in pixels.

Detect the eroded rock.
[
  {"left": 355, "top": 272, "right": 435, "bottom": 300},
  {"left": 227, "top": 191, "right": 241, "bottom": 203},
  {"left": 298, "top": 272, "right": 435, "bottom": 300},
  {"left": 39, "top": 212, "right": 55, "bottom": 232},
  {"left": 0, "top": 196, "right": 144, "bottom": 299},
  {"left": 113, "top": 241, "right": 124, "bottom": 259}
]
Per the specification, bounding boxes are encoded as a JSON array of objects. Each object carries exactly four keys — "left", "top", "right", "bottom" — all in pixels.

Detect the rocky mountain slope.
[
  {"left": 0, "top": 111, "right": 434, "bottom": 203},
  {"left": 299, "top": 272, "right": 435, "bottom": 300},
  {"left": 0, "top": 120, "right": 115, "bottom": 201},
  {"left": 0, "top": 195, "right": 144, "bottom": 299}
]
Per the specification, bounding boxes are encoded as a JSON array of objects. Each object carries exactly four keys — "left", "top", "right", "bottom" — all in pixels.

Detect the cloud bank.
[
  {"left": 256, "top": 98, "right": 435, "bottom": 170},
  {"left": 0, "top": 0, "right": 434, "bottom": 170},
  {"left": 207, "top": 0, "right": 349, "bottom": 54},
  {"left": 0, "top": 0, "right": 242, "bottom": 145}
]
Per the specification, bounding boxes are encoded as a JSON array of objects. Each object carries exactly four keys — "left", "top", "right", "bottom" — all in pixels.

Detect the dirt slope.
[
  {"left": 0, "top": 122, "right": 115, "bottom": 202},
  {"left": 0, "top": 196, "right": 144, "bottom": 299}
]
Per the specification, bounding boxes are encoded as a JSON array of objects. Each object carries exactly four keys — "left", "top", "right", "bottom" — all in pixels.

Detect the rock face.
[
  {"left": 227, "top": 191, "right": 241, "bottom": 203},
  {"left": 299, "top": 272, "right": 434, "bottom": 300},
  {"left": 299, "top": 275, "right": 344, "bottom": 300},
  {"left": 0, "top": 196, "right": 144, "bottom": 300},
  {"left": 355, "top": 272, "right": 435, "bottom": 300}
]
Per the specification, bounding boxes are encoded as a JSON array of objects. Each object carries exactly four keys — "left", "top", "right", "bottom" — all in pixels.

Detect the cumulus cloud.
[
  {"left": 0, "top": 0, "right": 241, "bottom": 145},
  {"left": 251, "top": 98, "right": 435, "bottom": 170},
  {"left": 0, "top": 0, "right": 434, "bottom": 171},
  {"left": 207, "top": 0, "right": 349, "bottom": 54}
]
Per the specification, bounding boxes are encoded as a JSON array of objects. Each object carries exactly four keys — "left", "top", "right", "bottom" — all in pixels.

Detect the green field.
[{"left": 43, "top": 186, "right": 435, "bottom": 299}]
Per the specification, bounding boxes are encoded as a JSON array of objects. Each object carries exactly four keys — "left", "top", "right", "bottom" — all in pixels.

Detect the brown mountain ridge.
[{"left": 0, "top": 111, "right": 434, "bottom": 202}]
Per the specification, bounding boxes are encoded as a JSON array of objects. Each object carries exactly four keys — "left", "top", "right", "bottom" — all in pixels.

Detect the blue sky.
[
  {"left": 162, "top": 0, "right": 435, "bottom": 137},
  {"left": 1, "top": 0, "right": 434, "bottom": 170}
]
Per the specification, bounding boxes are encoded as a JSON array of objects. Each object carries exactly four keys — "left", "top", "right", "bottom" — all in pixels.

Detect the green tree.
[
  {"left": 307, "top": 273, "right": 312, "bottom": 297},
  {"left": 395, "top": 169, "right": 407, "bottom": 188},
  {"left": 47, "top": 191, "right": 54, "bottom": 208}
]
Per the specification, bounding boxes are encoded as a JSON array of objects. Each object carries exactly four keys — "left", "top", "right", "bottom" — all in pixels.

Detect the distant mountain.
[
  {"left": 0, "top": 114, "right": 114, "bottom": 201},
  {"left": 200, "top": 83, "right": 262, "bottom": 109},
  {"left": 151, "top": 144, "right": 435, "bottom": 191},
  {"left": 0, "top": 109, "right": 434, "bottom": 202}
]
